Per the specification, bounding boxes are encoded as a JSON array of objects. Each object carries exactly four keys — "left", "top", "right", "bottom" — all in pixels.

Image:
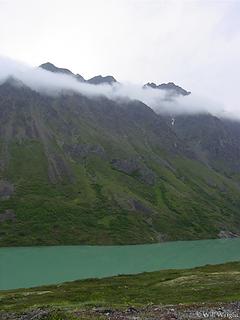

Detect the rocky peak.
[
  {"left": 87, "top": 75, "right": 117, "bottom": 85},
  {"left": 39, "top": 62, "right": 86, "bottom": 82},
  {"left": 75, "top": 74, "right": 86, "bottom": 82},
  {"left": 39, "top": 62, "right": 118, "bottom": 85},
  {"left": 144, "top": 82, "right": 191, "bottom": 96},
  {"left": 39, "top": 62, "right": 74, "bottom": 75}
]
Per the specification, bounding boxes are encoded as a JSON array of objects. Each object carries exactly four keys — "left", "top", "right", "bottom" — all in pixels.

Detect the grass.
[{"left": 1, "top": 262, "right": 240, "bottom": 312}]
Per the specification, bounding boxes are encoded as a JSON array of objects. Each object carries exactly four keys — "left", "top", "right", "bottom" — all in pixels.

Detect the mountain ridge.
[
  {"left": 39, "top": 62, "right": 117, "bottom": 85},
  {"left": 39, "top": 62, "right": 190, "bottom": 93},
  {"left": 144, "top": 81, "right": 191, "bottom": 96},
  {"left": 0, "top": 64, "right": 240, "bottom": 246}
]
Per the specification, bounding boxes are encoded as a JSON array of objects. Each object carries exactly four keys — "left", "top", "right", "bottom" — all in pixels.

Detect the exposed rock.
[
  {"left": 10, "top": 308, "right": 49, "bottom": 320},
  {"left": 128, "top": 199, "right": 153, "bottom": 215},
  {"left": 155, "top": 232, "right": 168, "bottom": 242},
  {"left": 111, "top": 158, "right": 156, "bottom": 185},
  {"left": 205, "top": 177, "right": 217, "bottom": 188},
  {"left": 87, "top": 75, "right": 117, "bottom": 85},
  {"left": 144, "top": 82, "right": 191, "bottom": 96},
  {"left": 39, "top": 62, "right": 86, "bottom": 82},
  {"left": 0, "top": 209, "right": 16, "bottom": 223},
  {"left": 39, "top": 62, "right": 74, "bottom": 76},
  {"left": 39, "top": 62, "right": 119, "bottom": 85},
  {"left": 75, "top": 74, "right": 85, "bottom": 82},
  {"left": 0, "top": 180, "right": 14, "bottom": 200},
  {"left": 72, "top": 302, "right": 240, "bottom": 320},
  {"left": 65, "top": 143, "right": 105, "bottom": 160},
  {"left": 111, "top": 158, "right": 138, "bottom": 174},
  {"left": 218, "top": 230, "right": 240, "bottom": 239},
  {"left": 47, "top": 153, "right": 74, "bottom": 184}
]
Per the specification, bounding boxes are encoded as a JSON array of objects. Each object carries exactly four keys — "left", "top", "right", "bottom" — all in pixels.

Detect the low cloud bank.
[{"left": 0, "top": 56, "right": 232, "bottom": 119}]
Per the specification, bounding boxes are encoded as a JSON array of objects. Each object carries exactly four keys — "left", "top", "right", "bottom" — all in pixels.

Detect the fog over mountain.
[
  {"left": 0, "top": 56, "right": 232, "bottom": 119},
  {"left": 1, "top": 0, "right": 240, "bottom": 119}
]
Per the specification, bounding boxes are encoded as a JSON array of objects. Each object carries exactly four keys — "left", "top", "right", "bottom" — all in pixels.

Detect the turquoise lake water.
[{"left": 1, "top": 238, "right": 240, "bottom": 290}]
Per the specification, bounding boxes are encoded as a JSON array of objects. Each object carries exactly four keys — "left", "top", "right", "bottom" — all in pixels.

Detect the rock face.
[
  {"left": 111, "top": 158, "right": 156, "bottom": 185},
  {"left": 39, "top": 62, "right": 117, "bottom": 85},
  {"left": 218, "top": 230, "right": 240, "bottom": 239},
  {"left": 128, "top": 199, "right": 153, "bottom": 215},
  {"left": 87, "top": 75, "right": 117, "bottom": 85},
  {"left": 39, "top": 62, "right": 86, "bottom": 82},
  {"left": 144, "top": 81, "right": 191, "bottom": 96},
  {"left": 76, "top": 74, "right": 85, "bottom": 82},
  {"left": 0, "top": 181, "right": 14, "bottom": 200},
  {"left": 169, "top": 114, "right": 240, "bottom": 175},
  {"left": 64, "top": 144, "right": 105, "bottom": 160},
  {"left": 0, "top": 209, "right": 16, "bottom": 223},
  {"left": 39, "top": 62, "right": 74, "bottom": 76}
]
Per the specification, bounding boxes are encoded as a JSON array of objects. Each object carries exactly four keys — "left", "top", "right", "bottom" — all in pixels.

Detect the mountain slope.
[
  {"left": 0, "top": 67, "right": 240, "bottom": 246},
  {"left": 165, "top": 113, "right": 240, "bottom": 176}
]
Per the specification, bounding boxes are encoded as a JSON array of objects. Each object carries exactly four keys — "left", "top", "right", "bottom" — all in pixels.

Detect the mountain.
[
  {"left": 0, "top": 63, "right": 240, "bottom": 246},
  {"left": 144, "top": 82, "right": 191, "bottom": 96},
  {"left": 39, "top": 62, "right": 75, "bottom": 76},
  {"left": 88, "top": 75, "right": 117, "bottom": 85},
  {"left": 39, "top": 62, "right": 116, "bottom": 85}
]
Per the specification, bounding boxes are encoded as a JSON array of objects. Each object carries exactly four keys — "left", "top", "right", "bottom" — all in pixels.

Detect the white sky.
[{"left": 0, "top": 0, "right": 240, "bottom": 113}]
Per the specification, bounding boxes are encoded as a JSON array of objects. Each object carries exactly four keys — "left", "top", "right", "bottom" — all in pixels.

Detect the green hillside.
[{"left": 0, "top": 80, "right": 240, "bottom": 245}]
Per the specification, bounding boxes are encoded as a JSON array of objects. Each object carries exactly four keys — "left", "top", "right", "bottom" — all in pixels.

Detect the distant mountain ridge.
[
  {"left": 0, "top": 62, "right": 240, "bottom": 246},
  {"left": 39, "top": 62, "right": 189, "bottom": 94},
  {"left": 39, "top": 62, "right": 117, "bottom": 85},
  {"left": 39, "top": 62, "right": 75, "bottom": 76},
  {"left": 88, "top": 75, "right": 117, "bottom": 85},
  {"left": 144, "top": 82, "right": 191, "bottom": 96}
]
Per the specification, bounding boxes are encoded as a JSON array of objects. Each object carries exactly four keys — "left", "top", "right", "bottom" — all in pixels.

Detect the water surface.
[{"left": 1, "top": 238, "right": 240, "bottom": 290}]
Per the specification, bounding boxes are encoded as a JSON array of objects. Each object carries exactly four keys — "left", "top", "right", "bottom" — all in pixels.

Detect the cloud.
[
  {"left": 0, "top": 0, "right": 240, "bottom": 119},
  {"left": 0, "top": 56, "right": 234, "bottom": 120}
]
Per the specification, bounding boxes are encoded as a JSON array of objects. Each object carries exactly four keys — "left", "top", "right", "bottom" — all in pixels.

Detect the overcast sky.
[{"left": 0, "top": 0, "right": 240, "bottom": 114}]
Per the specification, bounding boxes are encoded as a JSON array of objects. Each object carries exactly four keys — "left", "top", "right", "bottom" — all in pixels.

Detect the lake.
[{"left": 1, "top": 238, "right": 240, "bottom": 290}]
